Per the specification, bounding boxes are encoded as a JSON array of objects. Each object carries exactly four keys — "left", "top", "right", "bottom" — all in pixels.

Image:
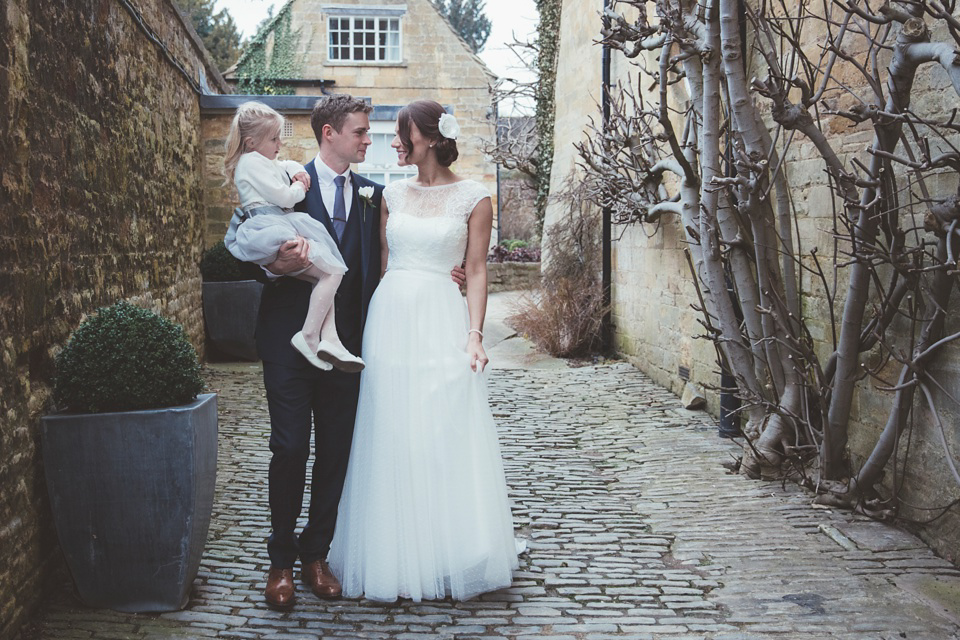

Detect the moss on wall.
[
  {"left": 0, "top": 1, "right": 219, "bottom": 636},
  {"left": 534, "top": 0, "right": 561, "bottom": 231}
]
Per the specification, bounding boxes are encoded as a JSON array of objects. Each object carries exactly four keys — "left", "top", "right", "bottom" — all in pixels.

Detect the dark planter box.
[
  {"left": 202, "top": 280, "right": 263, "bottom": 361},
  {"left": 41, "top": 393, "right": 218, "bottom": 612}
]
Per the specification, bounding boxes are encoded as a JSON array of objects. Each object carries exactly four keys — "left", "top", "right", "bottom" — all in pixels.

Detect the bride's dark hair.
[{"left": 397, "top": 100, "right": 459, "bottom": 167}]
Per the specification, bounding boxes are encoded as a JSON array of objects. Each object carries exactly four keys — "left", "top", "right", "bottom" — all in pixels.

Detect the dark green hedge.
[
  {"left": 200, "top": 240, "right": 246, "bottom": 282},
  {"left": 54, "top": 301, "right": 204, "bottom": 413}
]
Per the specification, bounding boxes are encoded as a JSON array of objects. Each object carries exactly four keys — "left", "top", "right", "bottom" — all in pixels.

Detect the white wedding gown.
[{"left": 327, "top": 179, "right": 520, "bottom": 602}]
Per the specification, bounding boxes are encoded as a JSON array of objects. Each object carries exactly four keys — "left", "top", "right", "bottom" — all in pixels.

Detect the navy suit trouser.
[{"left": 262, "top": 361, "right": 361, "bottom": 568}]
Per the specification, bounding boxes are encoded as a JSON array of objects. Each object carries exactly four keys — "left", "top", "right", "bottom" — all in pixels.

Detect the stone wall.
[
  {"left": 0, "top": 1, "right": 225, "bottom": 637},
  {"left": 546, "top": 0, "right": 960, "bottom": 562},
  {"left": 487, "top": 262, "right": 541, "bottom": 293}
]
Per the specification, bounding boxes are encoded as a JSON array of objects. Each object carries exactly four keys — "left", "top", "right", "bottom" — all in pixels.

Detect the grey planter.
[
  {"left": 202, "top": 280, "right": 263, "bottom": 361},
  {"left": 41, "top": 393, "right": 218, "bottom": 612}
]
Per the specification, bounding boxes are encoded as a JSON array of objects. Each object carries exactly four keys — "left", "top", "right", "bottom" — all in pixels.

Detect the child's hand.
[{"left": 292, "top": 172, "right": 311, "bottom": 190}]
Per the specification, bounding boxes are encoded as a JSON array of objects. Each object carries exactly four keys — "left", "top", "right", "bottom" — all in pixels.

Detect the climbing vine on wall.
[
  {"left": 533, "top": 0, "right": 560, "bottom": 231},
  {"left": 233, "top": 2, "right": 306, "bottom": 95}
]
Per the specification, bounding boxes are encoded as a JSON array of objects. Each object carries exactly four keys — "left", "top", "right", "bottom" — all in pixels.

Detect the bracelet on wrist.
[{"left": 468, "top": 329, "right": 483, "bottom": 339}]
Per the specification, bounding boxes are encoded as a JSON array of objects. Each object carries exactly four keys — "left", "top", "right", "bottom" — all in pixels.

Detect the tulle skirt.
[
  {"left": 328, "top": 268, "right": 519, "bottom": 602},
  {"left": 227, "top": 206, "right": 347, "bottom": 275}
]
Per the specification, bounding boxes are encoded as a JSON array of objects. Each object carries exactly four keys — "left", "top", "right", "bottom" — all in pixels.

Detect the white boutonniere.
[{"left": 358, "top": 185, "right": 375, "bottom": 222}]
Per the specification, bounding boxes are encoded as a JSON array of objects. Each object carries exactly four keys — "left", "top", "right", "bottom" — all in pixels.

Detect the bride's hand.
[{"left": 468, "top": 333, "right": 488, "bottom": 373}]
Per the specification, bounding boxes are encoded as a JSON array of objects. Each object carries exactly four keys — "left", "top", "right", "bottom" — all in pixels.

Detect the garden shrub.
[
  {"left": 200, "top": 241, "right": 246, "bottom": 282},
  {"left": 54, "top": 301, "right": 204, "bottom": 413},
  {"left": 508, "top": 178, "right": 606, "bottom": 357}
]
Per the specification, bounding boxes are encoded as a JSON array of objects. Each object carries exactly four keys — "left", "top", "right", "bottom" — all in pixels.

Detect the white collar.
[{"left": 314, "top": 155, "right": 352, "bottom": 187}]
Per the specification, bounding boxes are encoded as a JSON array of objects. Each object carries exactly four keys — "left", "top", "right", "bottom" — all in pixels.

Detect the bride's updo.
[{"left": 397, "top": 100, "right": 459, "bottom": 167}]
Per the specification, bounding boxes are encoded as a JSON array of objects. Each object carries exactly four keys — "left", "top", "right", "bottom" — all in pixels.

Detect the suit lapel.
[{"left": 351, "top": 171, "right": 370, "bottom": 284}]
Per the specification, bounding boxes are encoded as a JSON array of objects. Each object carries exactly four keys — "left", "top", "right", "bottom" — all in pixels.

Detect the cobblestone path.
[{"left": 23, "top": 362, "right": 960, "bottom": 639}]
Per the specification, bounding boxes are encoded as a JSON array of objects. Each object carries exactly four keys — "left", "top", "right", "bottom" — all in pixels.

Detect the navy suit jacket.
[{"left": 247, "top": 164, "right": 383, "bottom": 368}]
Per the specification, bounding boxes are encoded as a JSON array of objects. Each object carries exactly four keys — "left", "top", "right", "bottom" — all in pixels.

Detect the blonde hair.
[{"left": 223, "top": 101, "right": 285, "bottom": 185}]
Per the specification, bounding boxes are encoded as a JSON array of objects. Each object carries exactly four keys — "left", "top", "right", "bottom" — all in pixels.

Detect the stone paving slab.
[{"left": 18, "top": 352, "right": 960, "bottom": 639}]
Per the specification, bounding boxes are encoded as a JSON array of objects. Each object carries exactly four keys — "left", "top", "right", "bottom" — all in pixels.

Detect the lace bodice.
[{"left": 382, "top": 179, "right": 490, "bottom": 274}]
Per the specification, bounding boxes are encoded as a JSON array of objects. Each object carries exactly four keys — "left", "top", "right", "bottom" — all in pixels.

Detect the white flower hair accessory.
[{"left": 438, "top": 113, "right": 460, "bottom": 140}]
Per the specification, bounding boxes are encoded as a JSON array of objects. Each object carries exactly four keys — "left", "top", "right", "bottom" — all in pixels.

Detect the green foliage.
[
  {"left": 234, "top": 4, "right": 305, "bottom": 95},
  {"left": 54, "top": 301, "right": 204, "bottom": 413},
  {"left": 500, "top": 239, "right": 529, "bottom": 250},
  {"left": 179, "top": 0, "right": 242, "bottom": 71},
  {"left": 433, "top": 0, "right": 492, "bottom": 53},
  {"left": 200, "top": 241, "right": 246, "bottom": 282},
  {"left": 533, "top": 0, "right": 560, "bottom": 232}
]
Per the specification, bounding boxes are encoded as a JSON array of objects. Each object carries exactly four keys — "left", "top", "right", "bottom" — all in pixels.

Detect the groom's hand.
[
  {"left": 451, "top": 261, "right": 466, "bottom": 286},
  {"left": 266, "top": 237, "right": 310, "bottom": 276}
]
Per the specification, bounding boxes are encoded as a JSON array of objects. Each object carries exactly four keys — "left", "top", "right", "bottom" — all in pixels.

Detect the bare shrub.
[{"left": 508, "top": 178, "right": 606, "bottom": 358}]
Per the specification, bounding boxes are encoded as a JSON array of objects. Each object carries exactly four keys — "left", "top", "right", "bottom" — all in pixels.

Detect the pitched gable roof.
[{"left": 225, "top": 0, "right": 497, "bottom": 82}]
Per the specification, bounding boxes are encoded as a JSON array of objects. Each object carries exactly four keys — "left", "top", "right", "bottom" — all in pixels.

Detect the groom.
[
  {"left": 251, "top": 94, "right": 465, "bottom": 608},
  {"left": 253, "top": 94, "right": 381, "bottom": 608}
]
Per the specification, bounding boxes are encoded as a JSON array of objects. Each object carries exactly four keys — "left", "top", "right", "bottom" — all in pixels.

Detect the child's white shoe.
[
  {"left": 316, "top": 340, "right": 365, "bottom": 373},
  {"left": 291, "top": 332, "right": 333, "bottom": 371}
]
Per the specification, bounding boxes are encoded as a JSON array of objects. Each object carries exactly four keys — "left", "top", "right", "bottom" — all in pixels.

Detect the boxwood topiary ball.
[
  {"left": 200, "top": 240, "right": 247, "bottom": 282},
  {"left": 54, "top": 301, "right": 205, "bottom": 413}
]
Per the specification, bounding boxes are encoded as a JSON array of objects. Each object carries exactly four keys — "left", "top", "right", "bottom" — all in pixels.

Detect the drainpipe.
[
  {"left": 494, "top": 102, "right": 502, "bottom": 245},
  {"left": 601, "top": 0, "right": 613, "bottom": 354}
]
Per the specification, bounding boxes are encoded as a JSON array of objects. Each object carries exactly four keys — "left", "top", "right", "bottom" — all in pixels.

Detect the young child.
[{"left": 223, "top": 101, "right": 364, "bottom": 373}]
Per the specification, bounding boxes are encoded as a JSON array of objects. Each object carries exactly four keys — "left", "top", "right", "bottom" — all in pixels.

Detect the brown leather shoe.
[
  {"left": 265, "top": 567, "right": 296, "bottom": 608},
  {"left": 302, "top": 559, "right": 342, "bottom": 599}
]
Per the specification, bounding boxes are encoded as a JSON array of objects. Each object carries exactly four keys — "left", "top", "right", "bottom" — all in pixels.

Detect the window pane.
[
  {"left": 367, "top": 47, "right": 376, "bottom": 60},
  {"left": 354, "top": 46, "right": 363, "bottom": 59},
  {"left": 365, "top": 19, "right": 374, "bottom": 29},
  {"left": 365, "top": 32, "right": 375, "bottom": 45},
  {"left": 388, "top": 31, "right": 399, "bottom": 47}
]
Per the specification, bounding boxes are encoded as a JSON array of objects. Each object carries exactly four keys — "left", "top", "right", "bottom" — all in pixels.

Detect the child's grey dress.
[{"left": 224, "top": 152, "right": 347, "bottom": 275}]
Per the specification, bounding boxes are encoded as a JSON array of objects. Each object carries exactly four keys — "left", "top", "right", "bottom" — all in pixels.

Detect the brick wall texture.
[
  {"left": 0, "top": 1, "right": 222, "bottom": 637},
  {"left": 545, "top": 0, "right": 960, "bottom": 563}
]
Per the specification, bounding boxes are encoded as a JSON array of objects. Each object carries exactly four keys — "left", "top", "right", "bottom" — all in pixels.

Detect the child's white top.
[{"left": 235, "top": 151, "right": 307, "bottom": 209}]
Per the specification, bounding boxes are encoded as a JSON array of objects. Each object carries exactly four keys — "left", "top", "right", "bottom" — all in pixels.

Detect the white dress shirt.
[{"left": 313, "top": 155, "right": 353, "bottom": 222}]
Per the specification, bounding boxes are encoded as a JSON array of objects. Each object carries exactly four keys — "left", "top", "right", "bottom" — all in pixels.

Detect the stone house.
[
  {"left": 205, "top": 0, "right": 499, "bottom": 246},
  {"left": 542, "top": 0, "right": 960, "bottom": 560}
]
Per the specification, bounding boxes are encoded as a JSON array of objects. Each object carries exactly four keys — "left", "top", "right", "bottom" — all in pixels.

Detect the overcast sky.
[{"left": 214, "top": 0, "right": 539, "bottom": 112}]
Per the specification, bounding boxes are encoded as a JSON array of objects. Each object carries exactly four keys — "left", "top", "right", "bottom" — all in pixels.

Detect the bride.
[{"left": 327, "top": 100, "right": 520, "bottom": 601}]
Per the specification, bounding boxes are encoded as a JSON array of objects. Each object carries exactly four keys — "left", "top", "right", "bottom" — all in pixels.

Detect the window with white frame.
[
  {"left": 328, "top": 16, "right": 401, "bottom": 63},
  {"left": 358, "top": 121, "right": 416, "bottom": 185}
]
